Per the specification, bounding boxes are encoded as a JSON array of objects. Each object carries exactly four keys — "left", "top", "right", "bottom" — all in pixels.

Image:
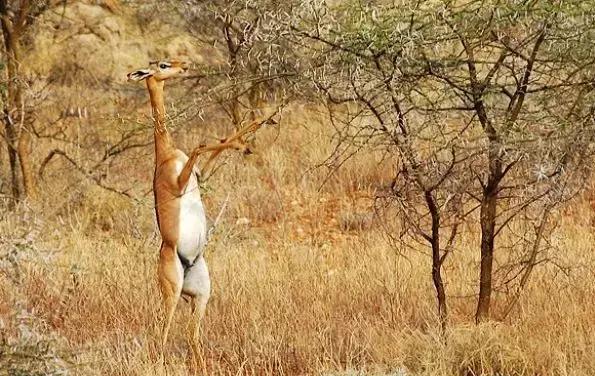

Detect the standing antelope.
[{"left": 127, "top": 60, "right": 262, "bottom": 361}]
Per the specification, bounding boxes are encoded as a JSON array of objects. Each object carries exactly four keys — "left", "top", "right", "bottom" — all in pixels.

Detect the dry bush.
[
  {"left": 0, "top": 328, "right": 74, "bottom": 376},
  {"left": 70, "top": 186, "right": 136, "bottom": 233},
  {"left": 337, "top": 210, "right": 374, "bottom": 233},
  {"left": 239, "top": 188, "right": 284, "bottom": 224}
]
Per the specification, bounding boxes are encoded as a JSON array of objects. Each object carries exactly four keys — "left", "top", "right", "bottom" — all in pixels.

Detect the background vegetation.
[{"left": 1, "top": 0, "right": 594, "bottom": 375}]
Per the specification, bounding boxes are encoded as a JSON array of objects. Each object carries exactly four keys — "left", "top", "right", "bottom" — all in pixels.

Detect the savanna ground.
[
  {"left": 1, "top": 1, "right": 595, "bottom": 375},
  {"left": 2, "top": 111, "right": 595, "bottom": 375}
]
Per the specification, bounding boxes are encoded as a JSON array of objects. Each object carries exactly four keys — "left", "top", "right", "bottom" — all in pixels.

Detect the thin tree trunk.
[
  {"left": 4, "top": 114, "right": 20, "bottom": 202},
  {"left": 432, "top": 240, "right": 448, "bottom": 331},
  {"left": 18, "top": 128, "right": 36, "bottom": 198},
  {"left": 11, "top": 45, "right": 36, "bottom": 199},
  {"left": 476, "top": 190, "right": 497, "bottom": 322},
  {"left": 475, "top": 142, "right": 502, "bottom": 323},
  {"left": 1, "top": 1, "right": 36, "bottom": 201},
  {"left": 425, "top": 190, "right": 448, "bottom": 330}
]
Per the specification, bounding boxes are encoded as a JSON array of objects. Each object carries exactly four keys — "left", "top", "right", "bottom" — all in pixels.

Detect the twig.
[{"left": 207, "top": 193, "right": 230, "bottom": 242}]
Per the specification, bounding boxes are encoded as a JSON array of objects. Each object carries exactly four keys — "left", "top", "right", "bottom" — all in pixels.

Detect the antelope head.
[{"left": 127, "top": 59, "right": 189, "bottom": 82}]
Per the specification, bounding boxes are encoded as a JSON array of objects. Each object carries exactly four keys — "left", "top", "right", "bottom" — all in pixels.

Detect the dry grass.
[
  {"left": 1, "top": 208, "right": 595, "bottom": 375},
  {"left": 2, "top": 113, "right": 595, "bottom": 375}
]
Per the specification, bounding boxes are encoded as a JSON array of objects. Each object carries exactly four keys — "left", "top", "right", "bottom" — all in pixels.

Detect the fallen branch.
[{"left": 38, "top": 149, "right": 133, "bottom": 198}]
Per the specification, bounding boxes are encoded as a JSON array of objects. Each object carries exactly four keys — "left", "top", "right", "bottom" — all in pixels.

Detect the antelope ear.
[{"left": 127, "top": 69, "right": 153, "bottom": 81}]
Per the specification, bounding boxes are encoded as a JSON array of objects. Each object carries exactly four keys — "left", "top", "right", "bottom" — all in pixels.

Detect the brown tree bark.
[
  {"left": 476, "top": 186, "right": 498, "bottom": 322},
  {"left": 475, "top": 125, "right": 504, "bottom": 322},
  {"left": 0, "top": 0, "right": 37, "bottom": 201},
  {"left": 3, "top": 112, "right": 20, "bottom": 201},
  {"left": 425, "top": 190, "right": 448, "bottom": 330},
  {"left": 18, "top": 128, "right": 36, "bottom": 198}
]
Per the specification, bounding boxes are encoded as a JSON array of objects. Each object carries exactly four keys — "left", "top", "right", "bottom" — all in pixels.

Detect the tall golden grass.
[{"left": 1, "top": 111, "right": 594, "bottom": 376}]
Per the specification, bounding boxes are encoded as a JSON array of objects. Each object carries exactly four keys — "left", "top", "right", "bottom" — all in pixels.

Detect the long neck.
[{"left": 146, "top": 77, "right": 174, "bottom": 160}]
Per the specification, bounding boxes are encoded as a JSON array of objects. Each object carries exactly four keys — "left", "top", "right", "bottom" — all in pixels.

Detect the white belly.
[{"left": 175, "top": 162, "right": 207, "bottom": 261}]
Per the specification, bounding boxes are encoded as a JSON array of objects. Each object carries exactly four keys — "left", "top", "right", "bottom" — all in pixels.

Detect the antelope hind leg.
[
  {"left": 158, "top": 243, "right": 184, "bottom": 358},
  {"left": 182, "top": 256, "right": 211, "bottom": 372}
]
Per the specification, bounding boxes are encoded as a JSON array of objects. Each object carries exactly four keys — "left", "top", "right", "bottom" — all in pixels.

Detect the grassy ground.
[{"left": 1, "top": 111, "right": 594, "bottom": 375}]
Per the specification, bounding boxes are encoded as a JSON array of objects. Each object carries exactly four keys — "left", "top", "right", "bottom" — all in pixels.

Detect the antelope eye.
[{"left": 159, "top": 63, "right": 169, "bottom": 69}]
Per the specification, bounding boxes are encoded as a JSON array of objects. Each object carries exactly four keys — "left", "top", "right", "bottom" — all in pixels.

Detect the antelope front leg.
[
  {"left": 177, "top": 151, "right": 201, "bottom": 192},
  {"left": 158, "top": 242, "right": 183, "bottom": 358}
]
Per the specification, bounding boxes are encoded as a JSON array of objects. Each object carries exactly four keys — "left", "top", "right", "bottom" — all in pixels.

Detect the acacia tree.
[
  {"left": 177, "top": 0, "right": 298, "bottom": 127},
  {"left": 424, "top": 0, "right": 595, "bottom": 322},
  {"left": 321, "top": 95, "right": 472, "bottom": 330},
  {"left": 286, "top": 0, "right": 595, "bottom": 323},
  {"left": 281, "top": 1, "right": 478, "bottom": 328}
]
